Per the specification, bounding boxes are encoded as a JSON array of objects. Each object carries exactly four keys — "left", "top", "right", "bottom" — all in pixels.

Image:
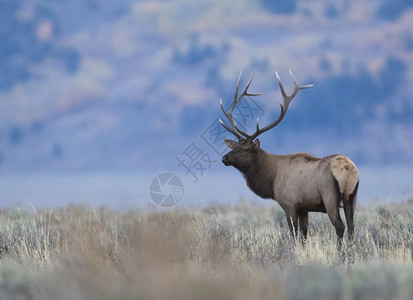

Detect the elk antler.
[
  {"left": 220, "top": 71, "right": 313, "bottom": 140},
  {"left": 219, "top": 71, "right": 262, "bottom": 140}
]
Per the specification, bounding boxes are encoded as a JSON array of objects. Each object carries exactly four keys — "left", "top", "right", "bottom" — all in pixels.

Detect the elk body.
[{"left": 219, "top": 71, "right": 359, "bottom": 248}]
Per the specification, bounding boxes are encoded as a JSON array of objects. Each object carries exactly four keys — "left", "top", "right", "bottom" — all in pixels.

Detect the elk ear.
[
  {"left": 224, "top": 139, "right": 238, "bottom": 149},
  {"left": 252, "top": 139, "right": 260, "bottom": 151}
]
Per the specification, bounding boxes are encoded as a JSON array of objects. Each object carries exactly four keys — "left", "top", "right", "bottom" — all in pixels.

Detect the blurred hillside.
[{"left": 1, "top": 0, "right": 413, "bottom": 172}]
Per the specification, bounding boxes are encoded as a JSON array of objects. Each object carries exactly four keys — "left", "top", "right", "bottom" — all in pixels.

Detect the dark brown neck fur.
[{"left": 239, "top": 149, "right": 276, "bottom": 199}]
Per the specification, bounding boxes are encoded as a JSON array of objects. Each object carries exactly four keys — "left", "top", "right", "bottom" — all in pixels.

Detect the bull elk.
[{"left": 219, "top": 71, "right": 359, "bottom": 249}]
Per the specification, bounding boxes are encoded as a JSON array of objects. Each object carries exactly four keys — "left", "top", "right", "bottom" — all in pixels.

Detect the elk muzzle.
[{"left": 222, "top": 155, "right": 231, "bottom": 166}]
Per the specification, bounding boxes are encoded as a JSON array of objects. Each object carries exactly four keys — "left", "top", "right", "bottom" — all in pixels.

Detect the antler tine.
[
  {"left": 219, "top": 117, "right": 242, "bottom": 139},
  {"left": 230, "top": 71, "right": 242, "bottom": 113},
  {"left": 233, "top": 120, "right": 251, "bottom": 139},
  {"left": 220, "top": 99, "right": 250, "bottom": 139},
  {"left": 219, "top": 72, "right": 262, "bottom": 140},
  {"left": 230, "top": 72, "right": 262, "bottom": 114},
  {"left": 248, "top": 71, "right": 313, "bottom": 140},
  {"left": 220, "top": 99, "right": 231, "bottom": 124},
  {"left": 289, "top": 70, "right": 314, "bottom": 90},
  {"left": 239, "top": 75, "right": 263, "bottom": 101},
  {"left": 220, "top": 99, "right": 243, "bottom": 139}
]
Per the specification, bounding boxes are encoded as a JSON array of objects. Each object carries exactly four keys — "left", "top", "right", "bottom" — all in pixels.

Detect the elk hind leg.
[
  {"left": 343, "top": 200, "right": 354, "bottom": 241},
  {"left": 323, "top": 181, "right": 345, "bottom": 251},
  {"left": 343, "top": 182, "right": 359, "bottom": 241},
  {"left": 328, "top": 208, "right": 345, "bottom": 251}
]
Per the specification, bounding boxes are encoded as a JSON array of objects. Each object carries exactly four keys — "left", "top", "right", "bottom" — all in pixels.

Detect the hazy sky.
[{"left": 1, "top": 0, "right": 413, "bottom": 173}]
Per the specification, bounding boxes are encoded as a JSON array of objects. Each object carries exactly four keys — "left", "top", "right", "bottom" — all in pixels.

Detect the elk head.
[{"left": 220, "top": 71, "right": 313, "bottom": 171}]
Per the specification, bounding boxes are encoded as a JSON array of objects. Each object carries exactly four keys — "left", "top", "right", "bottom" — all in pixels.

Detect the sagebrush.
[{"left": 0, "top": 201, "right": 412, "bottom": 299}]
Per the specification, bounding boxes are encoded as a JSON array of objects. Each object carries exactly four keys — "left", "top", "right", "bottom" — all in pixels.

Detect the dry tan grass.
[{"left": 0, "top": 202, "right": 412, "bottom": 299}]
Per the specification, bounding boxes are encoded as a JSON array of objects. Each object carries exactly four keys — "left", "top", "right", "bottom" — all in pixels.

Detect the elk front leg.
[
  {"left": 285, "top": 211, "right": 298, "bottom": 238},
  {"left": 298, "top": 212, "right": 308, "bottom": 240}
]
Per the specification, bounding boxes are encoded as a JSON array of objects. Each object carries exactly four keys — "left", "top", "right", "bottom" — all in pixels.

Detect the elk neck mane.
[{"left": 241, "top": 148, "right": 276, "bottom": 199}]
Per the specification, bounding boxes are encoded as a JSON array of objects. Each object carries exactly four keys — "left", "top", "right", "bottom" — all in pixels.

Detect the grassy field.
[{"left": 0, "top": 201, "right": 412, "bottom": 299}]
